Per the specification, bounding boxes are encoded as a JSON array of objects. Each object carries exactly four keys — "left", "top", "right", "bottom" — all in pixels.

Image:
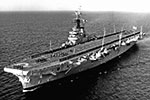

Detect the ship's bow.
[{"left": 4, "top": 63, "right": 31, "bottom": 91}]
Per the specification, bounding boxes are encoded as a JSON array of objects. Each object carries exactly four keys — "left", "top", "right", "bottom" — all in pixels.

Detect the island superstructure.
[{"left": 4, "top": 10, "right": 145, "bottom": 92}]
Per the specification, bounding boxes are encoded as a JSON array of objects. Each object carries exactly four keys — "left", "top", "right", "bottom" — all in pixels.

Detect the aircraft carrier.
[{"left": 4, "top": 10, "right": 145, "bottom": 92}]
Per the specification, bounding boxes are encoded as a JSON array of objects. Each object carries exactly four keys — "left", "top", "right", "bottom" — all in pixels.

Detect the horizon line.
[{"left": 0, "top": 10, "right": 149, "bottom": 13}]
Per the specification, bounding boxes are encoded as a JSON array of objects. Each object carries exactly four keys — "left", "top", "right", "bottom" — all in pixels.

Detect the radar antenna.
[{"left": 74, "top": 6, "right": 87, "bottom": 29}]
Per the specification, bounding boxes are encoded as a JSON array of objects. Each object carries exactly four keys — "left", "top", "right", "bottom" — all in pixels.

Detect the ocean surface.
[{"left": 0, "top": 11, "right": 150, "bottom": 100}]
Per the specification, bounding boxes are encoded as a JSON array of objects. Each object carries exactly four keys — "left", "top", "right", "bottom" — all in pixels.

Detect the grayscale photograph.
[{"left": 0, "top": 0, "right": 150, "bottom": 100}]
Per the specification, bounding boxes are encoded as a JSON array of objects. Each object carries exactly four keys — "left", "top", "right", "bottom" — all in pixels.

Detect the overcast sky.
[{"left": 0, "top": 0, "right": 150, "bottom": 12}]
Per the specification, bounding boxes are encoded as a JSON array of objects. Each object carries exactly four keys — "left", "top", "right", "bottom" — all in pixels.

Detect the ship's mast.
[
  {"left": 74, "top": 8, "right": 87, "bottom": 30},
  {"left": 74, "top": 11, "right": 82, "bottom": 29},
  {"left": 119, "top": 26, "right": 123, "bottom": 46},
  {"left": 113, "top": 25, "right": 116, "bottom": 33},
  {"left": 140, "top": 26, "right": 143, "bottom": 36},
  {"left": 102, "top": 27, "right": 106, "bottom": 48}
]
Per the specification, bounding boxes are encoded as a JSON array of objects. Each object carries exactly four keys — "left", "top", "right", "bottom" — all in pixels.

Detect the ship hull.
[
  {"left": 3, "top": 10, "right": 145, "bottom": 92},
  {"left": 23, "top": 41, "right": 136, "bottom": 92}
]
